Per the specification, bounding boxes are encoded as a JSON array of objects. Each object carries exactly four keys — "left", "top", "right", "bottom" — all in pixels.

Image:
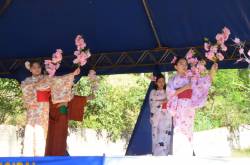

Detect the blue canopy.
[{"left": 0, "top": 0, "right": 250, "bottom": 80}]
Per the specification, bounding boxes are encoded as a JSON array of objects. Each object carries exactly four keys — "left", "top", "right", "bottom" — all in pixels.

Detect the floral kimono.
[
  {"left": 21, "top": 74, "right": 75, "bottom": 156},
  {"left": 149, "top": 89, "right": 172, "bottom": 156},
  {"left": 167, "top": 74, "right": 211, "bottom": 155},
  {"left": 21, "top": 75, "right": 50, "bottom": 156}
]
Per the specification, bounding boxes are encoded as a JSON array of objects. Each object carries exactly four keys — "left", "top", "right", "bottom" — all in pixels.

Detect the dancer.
[
  {"left": 45, "top": 95, "right": 94, "bottom": 156},
  {"left": 167, "top": 57, "right": 218, "bottom": 155},
  {"left": 21, "top": 61, "right": 80, "bottom": 156},
  {"left": 149, "top": 74, "right": 173, "bottom": 156},
  {"left": 45, "top": 69, "right": 95, "bottom": 156},
  {"left": 21, "top": 61, "right": 50, "bottom": 156}
]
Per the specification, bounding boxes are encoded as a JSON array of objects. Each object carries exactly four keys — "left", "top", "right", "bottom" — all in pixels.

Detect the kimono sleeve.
[
  {"left": 68, "top": 96, "right": 87, "bottom": 121},
  {"left": 50, "top": 73, "right": 75, "bottom": 104},
  {"left": 166, "top": 77, "right": 178, "bottom": 116},
  {"left": 191, "top": 75, "right": 211, "bottom": 109},
  {"left": 149, "top": 90, "right": 155, "bottom": 109},
  {"left": 21, "top": 79, "right": 36, "bottom": 109}
]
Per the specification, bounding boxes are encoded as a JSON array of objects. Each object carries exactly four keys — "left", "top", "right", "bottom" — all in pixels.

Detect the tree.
[
  {"left": 71, "top": 74, "right": 149, "bottom": 142},
  {"left": 0, "top": 78, "right": 25, "bottom": 125},
  {"left": 194, "top": 69, "right": 250, "bottom": 148}
]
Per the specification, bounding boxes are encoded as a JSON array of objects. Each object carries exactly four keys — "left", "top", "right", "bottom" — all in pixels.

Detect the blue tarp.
[
  {"left": 126, "top": 81, "right": 153, "bottom": 155},
  {"left": 1, "top": 0, "right": 250, "bottom": 80},
  {"left": 126, "top": 68, "right": 174, "bottom": 155}
]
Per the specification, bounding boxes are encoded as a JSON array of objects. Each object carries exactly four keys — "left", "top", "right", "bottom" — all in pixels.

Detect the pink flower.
[
  {"left": 220, "top": 44, "right": 227, "bottom": 52},
  {"left": 186, "top": 49, "right": 194, "bottom": 59},
  {"left": 171, "top": 56, "right": 177, "bottom": 64},
  {"left": 52, "top": 49, "right": 63, "bottom": 63},
  {"left": 236, "top": 58, "right": 243, "bottom": 63},
  {"left": 188, "top": 57, "right": 198, "bottom": 65},
  {"left": 248, "top": 50, "right": 250, "bottom": 56},
  {"left": 210, "top": 45, "right": 218, "bottom": 53},
  {"left": 205, "top": 51, "right": 215, "bottom": 61},
  {"left": 197, "top": 63, "right": 206, "bottom": 73},
  {"left": 75, "top": 35, "right": 86, "bottom": 50},
  {"left": 204, "top": 43, "right": 210, "bottom": 51},
  {"left": 185, "top": 70, "right": 193, "bottom": 77},
  {"left": 85, "top": 50, "right": 91, "bottom": 58},
  {"left": 73, "top": 35, "right": 91, "bottom": 67},
  {"left": 73, "top": 58, "right": 87, "bottom": 66},
  {"left": 44, "top": 60, "right": 52, "bottom": 65},
  {"left": 46, "top": 67, "right": 56, "bottom": 77},
  {"left": 56, "top": 49, "right": 63, "bottom": 54},
  {"left": 73, "top": 51, "right": 90, "bottom": 66},
  {"left": 216, "top": 33, "right": 225, "bottom": 45},
  {"left": 74, "top": 50, "right": 80, "bottom": 56},
  {"left": 246, "top": 58, "right": 250, "bottom": 64},
  {"left": 216, "top": 53, "right": 224, "bottom": 61},
  {"left": 191, "top": 66, "right": 199, "bottom": 74},
  {"left": 222, "top": 27, "right": 230, "bottom": 40},
  {"left": 44, "top": 60, "right": 57, "bottom": 77},
  {"left": 223, "top": 33, "right": 229, "bottom": 41},
  {"left": 55, "top": 63, "right": 60, "bottom": 70},
  {"left": 233, "top": 38, "right": 241, "bottom": 44},
  {"left": 239, "top": 48, "right": 244, "bottom": 54},
  {"left": 73, "top": 51, "right": 88, "bottom": 66},
  {"left": 222, "top": 27, "right": 231, "bottom": 35},
  {"left": 73, "top": 58, "right": 79, "bottom": 65}
]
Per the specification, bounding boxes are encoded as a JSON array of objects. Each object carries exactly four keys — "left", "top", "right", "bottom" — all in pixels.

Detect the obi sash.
[
  {"left": 162, "top": 101, "right": 168, "bottom": 112},
  {"left": 177, "top": 89, "right": 192, "bottom": 99},
  {"left": 37, "top": 90, "right": 51, "bottom": 102}
]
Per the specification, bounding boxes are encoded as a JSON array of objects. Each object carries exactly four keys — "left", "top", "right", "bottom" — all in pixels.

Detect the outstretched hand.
[
  {"left": 182, "top": 83, "right": 192, "bottom": 91},
  {"left": 87, "top": 94, "right": 95, "bottom": 101},
  {"left": 210, "top": 63, "right": 218, "bottom": 81},
  {"left": 211, "top": 63, "right": 218, "bottom": 72}
]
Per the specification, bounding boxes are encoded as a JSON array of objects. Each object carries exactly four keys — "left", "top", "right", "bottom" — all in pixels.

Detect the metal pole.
[{"left": 142, "top": 0, "right": 162, "bottom": 48}]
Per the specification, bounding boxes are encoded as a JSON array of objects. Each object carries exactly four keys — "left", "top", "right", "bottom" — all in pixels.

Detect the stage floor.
[
  {"left": 0, "top": 156, "right": 250, "bottom": 165},
  {"left": 105, "top": 156, "right": 250, "bottom": 165}
]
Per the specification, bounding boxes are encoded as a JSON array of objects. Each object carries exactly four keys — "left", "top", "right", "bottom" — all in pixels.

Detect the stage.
[{"left": 0, "top": 156, "right": 249, "bottom": 165}]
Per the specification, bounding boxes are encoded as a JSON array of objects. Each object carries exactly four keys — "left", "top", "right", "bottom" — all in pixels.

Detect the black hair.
[
  {"left": 172, "top": 56, "right": 188, "bottom": 66},
  {"left": 28, "top": 60, "right": 45, "bottom": 75},
  {"left": 154, "top": 73, "right": 166, "bottom": 90},
  {"left": 29, "top": 60, "right": 42, "bottom": 68}
]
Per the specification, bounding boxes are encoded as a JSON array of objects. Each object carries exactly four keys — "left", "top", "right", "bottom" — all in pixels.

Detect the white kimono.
[{"left": 149, "top": 89, "right": 172, "bottom": 155}]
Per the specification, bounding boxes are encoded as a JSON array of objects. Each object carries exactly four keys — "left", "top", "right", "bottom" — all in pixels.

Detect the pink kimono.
[{"left": 167, "top": 73, "right": 211, "bottom": 155}]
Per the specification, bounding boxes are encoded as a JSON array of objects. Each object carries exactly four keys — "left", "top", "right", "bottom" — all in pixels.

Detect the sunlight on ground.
[{"left": 232, "top": 148, "right": 250, "bottom": 157}]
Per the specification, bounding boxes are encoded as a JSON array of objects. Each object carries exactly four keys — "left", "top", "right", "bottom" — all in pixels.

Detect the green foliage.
[
  {"left": 70, "top": 74, "right": 149, "bottom": 141},
  {"left": 232, "top": 147, "right": 250, "bottom": 157},
  {"left": 0, "top": 69, "right": 249, "bottom": 142},
  {"left": 0, "top": 78, "right": 25, "bottom": 124},
  {"left": 195, "top": 69, "right": 250, "bottom": 132}
]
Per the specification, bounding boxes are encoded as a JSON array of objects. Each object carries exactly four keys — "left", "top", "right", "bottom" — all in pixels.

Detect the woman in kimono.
[
  {"left": 21, "top": 61, "right": 80, "bottom": 156},
  {"left": 167, "top": 57, "right": 218, "bottom": 155},
  {"left": 21, "top": 61, "right": 50, "bottom": 156},
  {"left": 149, "top": 74, "right": 173, "bottom": 156},
  {"left": 45, "top": 69, "right": 97, "bottom": 156}
]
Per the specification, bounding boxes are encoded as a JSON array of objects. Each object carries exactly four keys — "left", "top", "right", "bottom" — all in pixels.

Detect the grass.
[{"left": 232, "top": 148, "right": 250, "bottom": 157}]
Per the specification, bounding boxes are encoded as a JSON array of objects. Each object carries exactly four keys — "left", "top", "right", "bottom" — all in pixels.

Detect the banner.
[{"left": 0, "top": 156, "right": 104, "bottom": 165}]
